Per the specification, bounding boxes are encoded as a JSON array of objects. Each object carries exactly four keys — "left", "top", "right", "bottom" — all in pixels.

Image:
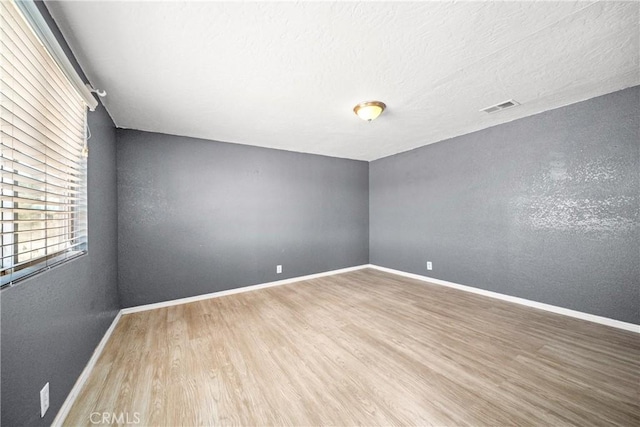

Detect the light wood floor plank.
[{"left": 64, "top": 269, "right": 640, "bottom": 426}]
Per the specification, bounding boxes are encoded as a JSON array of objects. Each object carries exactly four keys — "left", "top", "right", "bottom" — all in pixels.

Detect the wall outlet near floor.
[
  {"left": 276, "top": 265, "right": 282, "bottom": 274},
  {"left": 427, "top": 261, "right": 433, "bottom": 271},
  {"left": 40, "top": 382, "right": 49, "bottom": 418}
]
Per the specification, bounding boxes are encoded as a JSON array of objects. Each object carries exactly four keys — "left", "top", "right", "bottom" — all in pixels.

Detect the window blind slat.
[
  {"left": 1, "top": 213, "right": 78, "bottom": 221},
  {"left": 0, "top": 6, "right": 86, "bottom": 117},
  {"left": 0, "top": 41, "right": 85, "bottom": 126},
  {"left": 1, "top": 187, "right": 82, "bottom": 203},
  {"left": 2, "top": 130, "right": 83, "bottom": 173},
  {"left": 2, "top": 233, "right": 87, "bottom": 257},
  {"left": 2, "top": 205, "right": 68, "bottom": 213},
  {"left": 0, "top": 68, "right": 85, "bottom": 137},
  {"left": 3, "top": 136, "right": 83, "bottom": 181},
  {"left": 0, "top": 61, "right": 85, "bottom": 130},
  {"left": 1, "top": 119, "right": 83, "bottom": 171},
  {"left": 1, "top": 89, "right": 85, "bottom": 152},
  {"left": 1, "top": 179, "right": 81, "bottom": 198},
  {"left": 2, "top": 229, "right": 87, "bottom": 247},
  {"left": 2, "top": 169, "right": 83, "bottom": 192},
  {"left": 0, "top": 0, "right": 88, "bottom": 286},
  {"left": 2, "top": 187, "right": 81, "bottom": 202},
  {"left": 0, "top": 61, "right": 85, "bottom": 128},
  {"left": 0, "top": 241, "right": 85, "bottom": 273},
  {"left": 1, "top": 195, "right": 71, "bottom": 208},
  {"left": 2, "top": 224, "right": 81, "bottom": 236},
  {"left": 2, "top": 162, "right": 84, "bottom": 187},
  {"left": 1, "top": 110, "right": 84, "bottom": 163},
  {"left": 2, "top": 148, "right": 82, "bottom": 179},
  {"left": 1, "top": 234, "right": 87, "bottom": 252},
  {"left": 0, "top": 10, "right": 83, "bottom": 112},
  {"left": 0, "top": 218, "right": 81, "bottom": 225}
]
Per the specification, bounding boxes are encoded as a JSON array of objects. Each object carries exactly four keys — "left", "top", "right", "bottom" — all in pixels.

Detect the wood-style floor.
[{"left": 64, "top": 269, "right": 640, "bottom": 426}]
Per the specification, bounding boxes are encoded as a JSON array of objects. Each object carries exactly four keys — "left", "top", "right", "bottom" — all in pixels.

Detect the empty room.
[{"left": 1, "top": 0, "right": 638, "bottom": 426}]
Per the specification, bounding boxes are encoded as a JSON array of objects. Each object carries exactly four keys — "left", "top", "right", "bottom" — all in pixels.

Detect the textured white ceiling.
[{"left": 46, "top": 1, "right": 639, "bottom": 161}]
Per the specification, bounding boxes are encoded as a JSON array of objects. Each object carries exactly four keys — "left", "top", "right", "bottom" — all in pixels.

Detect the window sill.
[{"left": 1, "top": 250, "right": 87, "bottom": 289}]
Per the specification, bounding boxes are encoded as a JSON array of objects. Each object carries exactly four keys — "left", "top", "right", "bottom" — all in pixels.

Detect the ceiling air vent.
[{"left": 480, "top": 99, "right": 520, "bottom": 114}]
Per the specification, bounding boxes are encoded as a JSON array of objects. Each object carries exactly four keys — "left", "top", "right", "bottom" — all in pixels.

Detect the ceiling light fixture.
[{"left": 353, "top": 101, "right": 386, "bottom": 122}]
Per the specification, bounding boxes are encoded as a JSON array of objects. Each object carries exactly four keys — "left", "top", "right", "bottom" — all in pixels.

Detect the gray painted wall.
[
  {"left": 0, "top": 3, "right": 120, "bottom": 426},
  {"left": 1, "top": 103, "right": 119, "bottom": 426},
  {"left": 370, "top": 86, "right": 639, "bottom": 324},
  {"left": 116, "top": 130, "right": 369, "bottom": 307}
]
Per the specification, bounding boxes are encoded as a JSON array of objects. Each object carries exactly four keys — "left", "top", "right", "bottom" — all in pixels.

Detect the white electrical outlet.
[
  {"left": 40, "top": 382, "right": 49, "bottom": 418},
  {"left": 276, "top": 265, "right": 282, "bottom": 274},
  {"left": 427, "top": 261, "right": 433, "bottom": 271}
]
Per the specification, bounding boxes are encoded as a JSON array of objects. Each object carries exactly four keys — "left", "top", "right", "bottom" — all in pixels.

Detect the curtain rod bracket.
[{"left": 85, "top": 84, "right": 107, "bottom": 98}]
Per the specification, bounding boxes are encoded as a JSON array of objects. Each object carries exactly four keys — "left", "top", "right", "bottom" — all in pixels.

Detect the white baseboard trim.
[
  {"left": 52, "top": 309, "right": 123, "bottom": 427},
  {"left": 121, "top": 264, "right": 370, "bottom": 314},
  {"left": 368, "top": 264, "right": 639, "bottom": 333}
]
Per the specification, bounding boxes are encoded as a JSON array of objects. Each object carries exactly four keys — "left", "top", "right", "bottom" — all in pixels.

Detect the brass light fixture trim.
[{"left": 353, "top": 101, "right": 386, "bottom": 121}]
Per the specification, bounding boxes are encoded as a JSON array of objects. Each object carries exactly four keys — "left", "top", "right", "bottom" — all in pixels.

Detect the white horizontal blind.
[{"left": 1, "top": 0, "right": 88, "bottom": 286}]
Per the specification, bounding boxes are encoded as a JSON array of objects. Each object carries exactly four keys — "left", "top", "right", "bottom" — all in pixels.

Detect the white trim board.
[
  {"left": 368, "top": 264, "right": 640, "bottom": 333},
  {"left": 52, "top": 310, "right": 123, "bottom": 427},
  {"left": 121, "top": 264, "right": 369, "bottom": 314}
]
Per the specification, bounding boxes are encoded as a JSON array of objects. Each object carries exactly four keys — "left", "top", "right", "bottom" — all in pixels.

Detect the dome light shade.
[{"left": 353, "top": 101, "right": 386, "bottom": 121}]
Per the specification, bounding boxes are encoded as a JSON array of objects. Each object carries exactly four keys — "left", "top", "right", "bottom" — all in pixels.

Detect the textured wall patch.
[{"left": 513, "top": 154, "right": 637, "bottom": 236}]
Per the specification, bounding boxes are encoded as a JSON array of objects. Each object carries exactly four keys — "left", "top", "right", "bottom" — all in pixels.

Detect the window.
[{"left": 1, "top": 0, "right": 90, "bottom": 286}]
